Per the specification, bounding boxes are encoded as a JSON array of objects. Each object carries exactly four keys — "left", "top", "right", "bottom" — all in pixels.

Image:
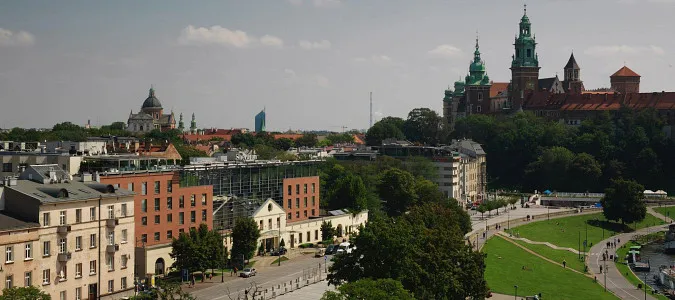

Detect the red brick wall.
[
  {"left": 100, "top": 171, "right": 213, "bottom": 247},
  {"left": 282, "top": 177, "right": 320, "bottom": 223}
]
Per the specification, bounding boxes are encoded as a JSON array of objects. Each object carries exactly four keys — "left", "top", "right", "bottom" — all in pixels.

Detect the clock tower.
[{"left": 510, "top": 4, "right": 540, "bottom": 109}]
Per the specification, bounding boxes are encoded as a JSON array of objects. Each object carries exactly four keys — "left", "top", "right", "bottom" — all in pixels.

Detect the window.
[
  {"left": 107, "top": 279, "right": 114, "bottom": 293},
  {"left": 190, "top": 195, "right": 196, "bottom": 207},
  {"left": 141, "top": 182, "right": 147, "bottom": 195},
  {"left": 107, "top": 255, "right": 114, "bottom": 271},
  {"left": 288, "top": 213, "right": 291, "bottom": 220},
  {"left": 315, "top": 230, "right": 319, "bottom": 240},
  {"left": 287, "top": 185, "right": 292, "bottom": 195},
  {"left": 76, "top": 287, "right": 82, "bottom": 300},
  {"left": 1, "top": 163, "right": 12, "bottom": 172},
  {"left": 167, "top": 230, "right": 173, "bottom": 240},
  {"left": 179, "top": 212, "right": 184, "bottom": 225},
  {"left": 477, "top": 106, "right": 482, "bottom": 113},
  {"left": 59, "top": 211, "right": 66, "bottom": 225},
  {"left": 167, "top": 214, "right": 173, "bottom": 223},
  {"left": 121, "top": 204, "right": 127, "bottom": 217},
  {"left": 312, "top": 196, "right": 315, "bottom": 206},
  {"left": 304, "top": 210, "right": 307, "bottom": 217},
  {"left": 296, "top": 198, "right": 300, "bottom": 208},
  {"left": 303, "top": 184, "right": 307, "bottom": 193},
  {"left": 90, "top": 207, "right": 96, "bottom": 221},
  {"left": 299, "top": 233, "right": 303, "bottom": 243},
  {"left": 42, "top": 213, "right": 50, "bottom": 227},
  {"left": 127, "top": 183, "right": 134, "bottom": 192},
  {"left": 167, "top": 180, "right": 172, "bottom": 193},
  {"left": 42, "top": 269, "right": 50, "bottom": 285},
  {"left": 179, "top": 228, "right": 184, "bottom": 234},
  {"left": 90, "top": 234, "right": 96, "bottom": 248},
  {"left": 154, "top": 181, "right": 160, "bottom": 194},
  {"left": 141, "top": 199, "right": 147, "bottom": 213},
  {"left": 153, "top": 198, "right": 160, "bottom": 211},
  {"left": 296, "top": 212, "right": 300, "bottom": 219},
  {"left": 43, "top": 241, "right": 50, "bottom": 257},
  {"left": 59, "top": 291, "right": 65, "bottom": 300},
  {"left": 75, "top": 263, "right": 82, "bottom": 278},
  {"left": 296, "top": 184, "right": 300, "bottom": 194},
  {"left": 190, "top": 211, "right": 196, "bottom": 223},
  {"left": 154, "top": 232, "right": 160, "bottom": 241},
  {"left": 277, "top": 217, "right": 280, "bottom": 228},
  {"left": 154, "top": 215, "right": 160, "bottom": 224},
  {"left": 24, "top": 271, "right": 31, "bottom": 286},
  {"left": 202, "top": 210, "right": 207, "bottom": 222},
  {"left": 141, "top": 234, "right": 147, "bottom": 244},
  {"left": 107, "top": 232, "right": 114, "bottom": 246},
  {"left": 6, "top": 246, "right": 13, "bottom": 263},
  {"left": 167, "top": 197, "right": 172, "bottom": 210},
  {"left": 59, "top": 265, "right": 67, "bottom": 280},
  {"left": 5, "top": 275, "right": 12, "bottom": 289},
  {"left": 304, "top": 197, "right": 307, "bottom": 207},
  {"left": 75, "top": 209, "right": 82, "bottom": 223},
  {"left": 201, "top": 194, "right": 207, "bottom": 205},
  {"left": 312, "top": 209, "right": 315, "bottom": 216},
  {"left": 58, "top": 238, "right": 67, "bottom": 254},
  {"left": 121, "top": 277, "right": 127, "bottom": 289},
  {"left": 312, "top": 183, "right": 315, "bottom": 193},
  {"left": 141, "top": 217, "right": 147, "bottom": 226},
  {"left": 527, "top": 48, "right": 532, "bottom": 58},
  {"left": 287, "top": 199, "right": 291, "bottom": 209},
  {"left": 122, "top": 255, "right": 128, "bottom": 269},
  {"left": 107, "top": 205, "right": 115, "bottom": 219},
  {"left": 25, "top": 243, "right": 32, "bottom": 259},
  {"left": 259, "top": 220, "right": 263, "bottom": 230},
  {"left": 179, "top": 196, "right": 185, "bottom": 208},
  {"left": 478, "top": 93, "right": 483, "bottom": 101},
  {"left": 89, "top": 260, "right": 96, "bottom": 275},
  {"left": 121, "top": 229, "right": 127, "bottom": 243}
]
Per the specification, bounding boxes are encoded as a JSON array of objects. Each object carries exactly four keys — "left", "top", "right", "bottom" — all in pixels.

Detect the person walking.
[
  {"left": 562, "top": 259, "right": 567, "bottom": 268},
  {"left": 600, "top": 265, "right": 603, "bottom": 274}
]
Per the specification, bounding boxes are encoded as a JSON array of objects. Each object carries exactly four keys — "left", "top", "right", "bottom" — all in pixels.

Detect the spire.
[
  {"left": 473, "top": 32, "right": 481, "bottom": 63},
  {"left": 564, "top": 53, "right": 579, "bottom": 69},
  {"left": 524, "top": 3, "right": 527, "bottom": 16},
  {"left": 149, "top": 85, "right": 155, "bottom": 97}
]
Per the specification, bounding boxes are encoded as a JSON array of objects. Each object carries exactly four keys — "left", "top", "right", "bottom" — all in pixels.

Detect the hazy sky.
[{"left": 1, "top": 0, "right": 674, "bottom": 131}]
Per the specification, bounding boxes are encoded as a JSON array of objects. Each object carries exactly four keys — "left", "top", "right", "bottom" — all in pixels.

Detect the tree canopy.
[
  {"left": 169, "top": 224, "right": 226, "bottom": 276},
  {"left": 601, "top": 178, "right": 647, "bottom": 225},
  {"left": 230, "top": 217, "right": 261, "bottom": 267},
  {"left": 321, "top": 278, "right": 414, "bottom": 300},
  {"left": 0, "top": 286, "right": 51, "bottom": 300}
]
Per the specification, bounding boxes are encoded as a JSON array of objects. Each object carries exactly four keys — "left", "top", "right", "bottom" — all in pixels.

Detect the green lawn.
[
  {"left": 653, "top": 206, "right": 675, "bottom": 222},
  {"left": 513, "top": 240, "right": 587, "bottom": 273},
  {"left": 484, "top": 236, "right": 618, "bottom": 300},
  {"left": 507, "top": 213, "right": 665, "bottom": 250},
  {"left": 614, "top": 241, "right": 670, "bottom": 300}
]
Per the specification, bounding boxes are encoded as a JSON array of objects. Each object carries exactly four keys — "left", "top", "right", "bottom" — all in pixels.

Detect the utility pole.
[{"left": 369, "top": 92, "right": 373, "bottom": 128}]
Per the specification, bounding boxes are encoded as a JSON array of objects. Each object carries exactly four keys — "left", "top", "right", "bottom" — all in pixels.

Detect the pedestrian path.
[
  {"left": 496, "top": 232, "right": 589, "bottom": 277},
  {"left": 501, "top": 233, "right": 582, "bottom": 255}
]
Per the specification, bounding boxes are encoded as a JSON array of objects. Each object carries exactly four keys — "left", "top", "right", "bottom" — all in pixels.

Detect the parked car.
[
  {"left": 315, "top": 248, "right": 325, "bottom": 258},
  {"left": 325, "top": 245, "right": 336, "bottom": 255},
  {"left": 239, "top": 268, "right": 257, "bottom": 278},
  {"left": 271, "top": 247, "right": 287, "bottom": 256}
]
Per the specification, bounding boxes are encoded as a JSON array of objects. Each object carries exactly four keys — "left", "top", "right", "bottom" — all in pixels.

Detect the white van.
[{"left": 336, "top": 242, "right": 352, "bottom": 254}]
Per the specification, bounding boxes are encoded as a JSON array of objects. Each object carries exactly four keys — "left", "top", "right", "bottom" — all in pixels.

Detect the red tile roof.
[
  {"left": 524, "top": 90, "right": 675, "bottom": 112},
  {"left": 611, "top": 66, "right": 640, "bottom": 77},
  {"left": 490, "top": 82, "right": 510, "bottom": 98}
]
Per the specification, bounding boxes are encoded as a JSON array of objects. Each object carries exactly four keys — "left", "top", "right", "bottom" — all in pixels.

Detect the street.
[{"left": 190, "top": 254, "right": 330, "bottom": 300}]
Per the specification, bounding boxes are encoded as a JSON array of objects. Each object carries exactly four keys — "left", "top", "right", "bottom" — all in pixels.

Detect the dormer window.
[{"left": 527, "top": 49, "right": 532, "bottom": 58}]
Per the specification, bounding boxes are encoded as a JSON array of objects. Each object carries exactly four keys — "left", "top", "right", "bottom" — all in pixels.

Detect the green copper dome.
[{"left": 465, "top": 37, "right": 490, "bottom": 86}]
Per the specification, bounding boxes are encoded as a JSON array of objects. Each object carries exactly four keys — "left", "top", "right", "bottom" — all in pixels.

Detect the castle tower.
[
  {"left": 190, "top": 113, "right": 197, "bottom": 134},
  {"left": 610, "top": 66, "right": 640, "bottom": 94},
  {"left": 464, "top": 35, "right": 491, "bottom": 114},
  {"left": 563, "top": 53, "right": 584, "bottom": 94},
  {"left": 510, "top": 4, "right": 540, "bottom": 108},
  {"left": 178, "top": 113, "right": 184, "bottom": 132}
]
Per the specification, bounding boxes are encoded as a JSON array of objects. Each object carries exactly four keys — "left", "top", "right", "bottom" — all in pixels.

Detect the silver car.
[{"left": 240, "top": 268, "right": 257, "bottom": 278}]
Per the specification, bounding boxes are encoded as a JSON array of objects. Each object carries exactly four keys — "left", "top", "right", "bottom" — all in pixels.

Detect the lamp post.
[
  {"left": 547, "top": 204, "right": 550, "bottom": 221},
  {"left": 644, "top": 272, "right": 648, "bottom": 300},
  {"left": 604, "top": 253, "right": 607, "bottom": 292},
  {"left": 514, "top": 285, "right": 518, "bottom": 300},
  {"left": 507, "top": 208, "right": 510, "bottom": 230}
]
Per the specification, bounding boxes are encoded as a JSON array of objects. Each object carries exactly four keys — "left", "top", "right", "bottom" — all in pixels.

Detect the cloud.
[
  {"left": 354, "top": 55, "right": 398, "bottom": 67},
  {"left": 260, "top": 35, "right": 284, "bottom": 48},
  {"left": 281, "top": 69, "right": 328, "bottom": 88},
  {"left": 299, "top": 40, "right": 331, "bottom": 50},
  {"left": 584, "top": 45, "right": 665, "bottom": 56},
  {"left": 428, "top": 44, "right": 463, "bottom": 58},
  {"left": 0, "top": 28, "right": 35, "bottom": 47},
  {"left": 288, "top": 0, "right": 342, "bottom": 7},
  {"left": 177, "top": 25, "right": 282, "bottom": 48}
]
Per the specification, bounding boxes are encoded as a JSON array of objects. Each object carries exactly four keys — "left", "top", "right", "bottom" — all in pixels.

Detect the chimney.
[
  {"left": 81, "top": 173, "right": 93, "bottom": 182},
  {"left": 48, "top": 168, "right": 56, "bottom": 181},
  {"left": 93, "top": 171, "right": 101, "bottom": 183},
  {"left": 8, "top": 177, "right": 17, "bottom": 186},
  {"left": 19, "top": 165, "right": 26, "bottom": 174}
]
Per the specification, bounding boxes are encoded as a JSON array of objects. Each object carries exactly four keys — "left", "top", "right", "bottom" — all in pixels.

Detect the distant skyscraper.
[{"left": 255, "top": 109, "right": 266, "bottom": 133}]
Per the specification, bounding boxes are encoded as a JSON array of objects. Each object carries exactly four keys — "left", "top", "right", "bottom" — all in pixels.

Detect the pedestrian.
[
  {"left": 606, "top": 241, "right": 610, "bottom": 248},
  {"left": 618, "top": 238, "right": 620, "bottom": 244},
  {"left": 191, "top": 275, "right": 196, "bottom": 287},
  {"left": 562, "top": 259, "right": 567, "bottom": 268},
  {"left": 600, "top": 265, "right": 603, "bottom": 273}
]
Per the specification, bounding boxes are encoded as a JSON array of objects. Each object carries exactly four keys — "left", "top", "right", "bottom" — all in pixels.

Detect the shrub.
[{"left": 299, "top": 243, "right": 314, "bottom": 249}]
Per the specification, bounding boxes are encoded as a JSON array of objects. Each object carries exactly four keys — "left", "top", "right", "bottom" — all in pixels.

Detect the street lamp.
[
  {"left": 514, "top": 285, "right": 518, "bottom": 300},
  {"left": 644, "top": 272, "right": 648, "bottom": 300}
]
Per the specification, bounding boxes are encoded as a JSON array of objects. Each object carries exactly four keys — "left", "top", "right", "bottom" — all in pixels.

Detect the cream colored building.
[
  {"left": 0, "top": 165, "right": 135, "bottom": 300},
  {"left": 0, "top": 152, "right": 83, "bottom": 178},
  {"left": 448, "top": 139, "right": 487, "bottom": 204},
  {"left": 223, "top": 199, "right": 368, "bottom": 253}
]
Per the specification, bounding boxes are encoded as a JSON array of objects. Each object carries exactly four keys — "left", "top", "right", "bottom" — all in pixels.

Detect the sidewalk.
[{"left": 587, "top": 208, "right": 671, "bottom": 300}]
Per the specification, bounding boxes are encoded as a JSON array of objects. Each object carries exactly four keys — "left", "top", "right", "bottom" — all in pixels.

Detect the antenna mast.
[{"left": 369, "top": 92, "right": 373, "bottom": 128}]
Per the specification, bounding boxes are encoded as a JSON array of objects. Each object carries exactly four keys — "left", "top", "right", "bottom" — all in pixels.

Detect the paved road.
[{"left": 190, "top": 255, "right": 330, "bottom": 300}]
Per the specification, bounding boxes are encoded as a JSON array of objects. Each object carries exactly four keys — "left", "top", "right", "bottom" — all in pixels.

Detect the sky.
[{"left": 1, "top": 0, "right": 674, "bottom": 132}]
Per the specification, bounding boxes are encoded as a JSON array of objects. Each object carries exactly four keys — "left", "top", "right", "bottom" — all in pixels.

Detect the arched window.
[{"left": 477, "top": 106, "right": 482, "bottom": 113}]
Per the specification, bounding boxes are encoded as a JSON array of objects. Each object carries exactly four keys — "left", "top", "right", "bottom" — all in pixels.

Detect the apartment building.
[
  {"left": 1, "top": 165, "right": 135, "bottom": 300},
  {"left": 0, "top": 152, "right": 83, "bottom": 178},
  {"left": 98, "top": 170, "right": 212, "bottom": 279}
]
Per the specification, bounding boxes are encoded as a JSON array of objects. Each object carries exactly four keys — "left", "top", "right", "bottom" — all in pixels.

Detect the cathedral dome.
[
  {"left": 469, "top": 60, "right": 485, "bottom": 73},
  {"left": 142, "top": 87, "right": 162, "bottom": 109}
]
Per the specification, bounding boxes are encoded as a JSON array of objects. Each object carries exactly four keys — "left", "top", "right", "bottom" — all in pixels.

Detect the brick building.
[{"left": 281, "top": 177, "right": 320, "bottom": 223}]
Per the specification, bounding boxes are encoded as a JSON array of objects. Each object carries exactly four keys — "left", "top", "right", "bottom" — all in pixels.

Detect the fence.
[{"left": 242, "top": 262, "right": 328, "bottom": 300}]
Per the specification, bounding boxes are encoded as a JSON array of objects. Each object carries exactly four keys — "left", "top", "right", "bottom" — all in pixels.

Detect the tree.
[
  {"left": 476, "top": 204, "right": 487, "bottom": 219},
  {"left": 109, "top": 121, "right": 126, "bottom": 130},
  {"left": 402, "top": 108, "right": 446, "bottom": 146},
  {"left": 414, "top": 178, "right": 444, "bottom": 204},
  {"left": 231, "top": 217, "right": 261, "bottom": 268},
  {"left": 568, "top": 153, "right": 602, "bottom": 191},
  {"left": 525, "top": 146, "right": 575, "bottom": 191},
  {"left": 402, "top": 156, "right": 438, "bottom": 182},
  {"left": 365, "top": 117, "right": 405, "bottom": 146},
  {"left": 155, "top": 279, "right": 196, "bottom": 300},
  {"left": 507, "top": 196, "right": 519, "bottom": 209},
  {"left": 321, "top": 221, "right": 337, "bottom": 242},
  {"left": 321, "top": 278, "right": 413, "bottom": 300},
  {"left": 274, "top": 138, "right": 295, "bottom": 150},
  {"left": 326, "top": 133, "right": 355, "bottom": 145},
  {"left": 377, "top": 169, "right": 418, "bottom": 216},
  {"left": 601, "top": 178, "right": 647, "bottom": 225},
  {"left": 328, "top": 202, "right": 488, "bottom": 299},
  {"left": 52, "top": 121, "right": 82, "bottom": 131},
  {"left": 170, "top": 224, "right": 226, "bottom": 280},
  {"left": 326, "top": 173, "right": 369, "bottom": 212},
  {"left": 295, "top": 134, "right": 318, "bottom": 148},
  {"left": 0, "top": 286, "right": 51, "bottom": 300}
]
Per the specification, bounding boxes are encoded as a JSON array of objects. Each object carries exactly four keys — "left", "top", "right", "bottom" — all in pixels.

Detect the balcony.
[
  {"left": 105, "top": 244, "right": 119, "bottom": 254},
  {"left": 57, "top": 252, "right": 72, "bottom": 262},
  {"left": 57, "top": 225, "right": 71, "bottom": 235},
  {"left": 105, "top": 219, "right": 119, "bottom": 228}
]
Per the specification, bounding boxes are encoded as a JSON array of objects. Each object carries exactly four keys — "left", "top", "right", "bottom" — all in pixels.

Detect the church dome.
[
  {"left": 142, "top": 87, "right": 162, "bottom": 109},
  {"left": 470, "top": 60, "right": 485, "bottom": 73}
]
